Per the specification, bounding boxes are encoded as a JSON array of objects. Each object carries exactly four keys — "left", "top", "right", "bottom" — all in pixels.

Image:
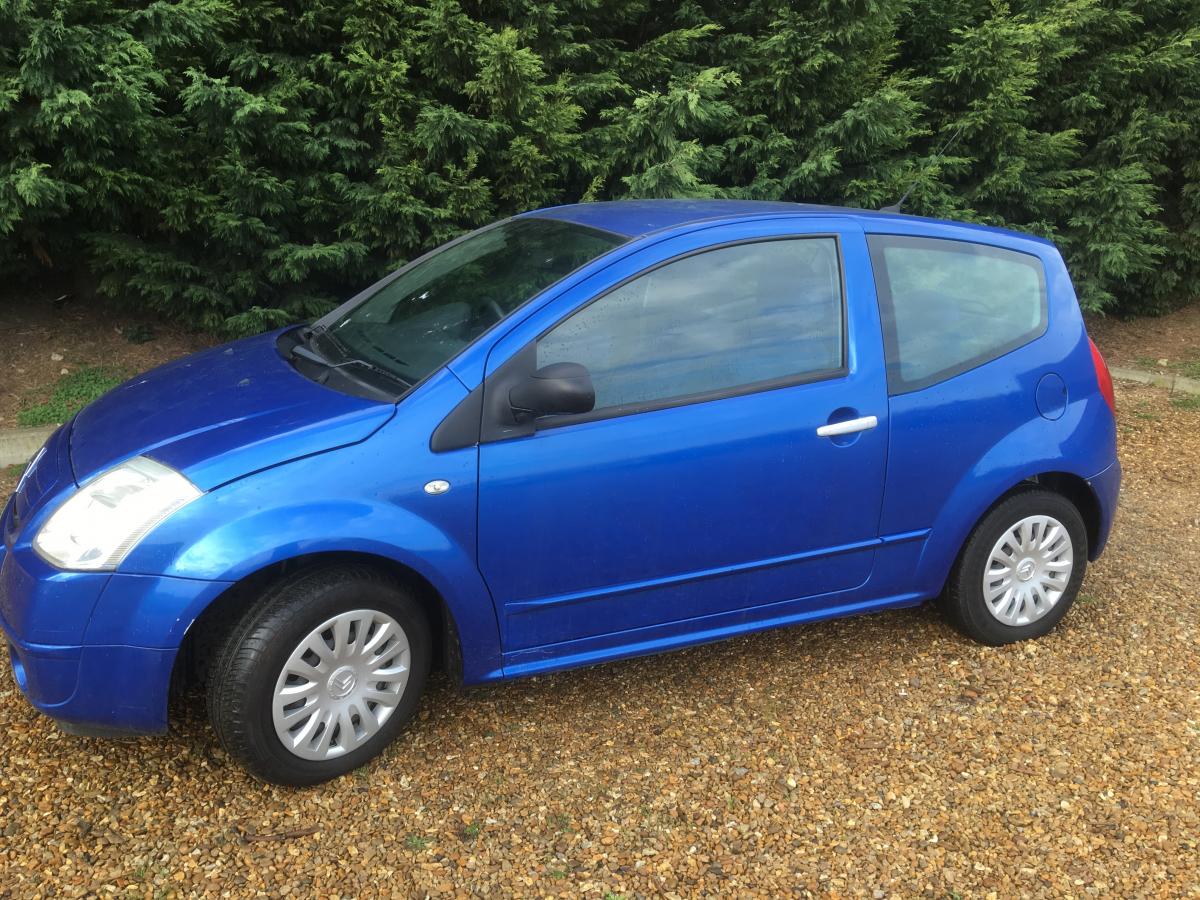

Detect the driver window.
[{"left": 537, "top": 237, "right": 844, "bottom": 412}]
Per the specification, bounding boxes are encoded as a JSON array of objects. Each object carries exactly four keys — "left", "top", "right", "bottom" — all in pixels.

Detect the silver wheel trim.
[
  {"left": 272, "top": 609, "right": 411, "bottom": 761},
  {"left": 983, "top": 514, "right": 1074, "bottom": 627}
]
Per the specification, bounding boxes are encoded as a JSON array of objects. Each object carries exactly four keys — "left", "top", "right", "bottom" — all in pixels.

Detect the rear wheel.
[
  {"left": 207, "top": 565, "right": 431, "bottom": 786},
  {"left": 941, "top": 489, "right": 1087, "bottom": 645}
]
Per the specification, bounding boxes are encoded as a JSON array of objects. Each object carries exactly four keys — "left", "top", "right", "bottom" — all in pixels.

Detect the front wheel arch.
[{"left": 172, "top": 551, "right": 462, "bottom": 704}]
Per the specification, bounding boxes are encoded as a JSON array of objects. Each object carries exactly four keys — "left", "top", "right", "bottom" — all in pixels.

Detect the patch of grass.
[
  {"left": 1130, "top": 401, "right": 1160, "bottom": 422},
  {"left": 1179, "top": 357, "right": 1200, "bottom": 379},
  {"left": 1170, "top": 394, "right": 1200, "bottom": 411},
  {"left": 1135, "top": 354, "right": 1200, "bottom": 380},
  {"left": 404, "top": 833, "right": 430, "bottom": 851},
  {"left": 17, "top": 367, "right": 125, "bottom": 427},
  {"left": 460, "top": 822, "right": 482, "bottom": 840}
]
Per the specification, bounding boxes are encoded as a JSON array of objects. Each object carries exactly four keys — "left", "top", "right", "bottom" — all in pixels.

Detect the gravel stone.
[{"left": 0, "top": 380, "right": 1197, "bottom": 897}]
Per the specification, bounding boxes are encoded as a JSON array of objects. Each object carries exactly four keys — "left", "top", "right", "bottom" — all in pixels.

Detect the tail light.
[{"left": 1088, "top": 337, "right": 1116, "bottom": 414}]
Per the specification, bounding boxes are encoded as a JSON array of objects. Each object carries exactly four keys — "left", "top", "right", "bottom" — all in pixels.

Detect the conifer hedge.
[{"left": 2, "top": 0, "right": 1197, "bottom": 333}]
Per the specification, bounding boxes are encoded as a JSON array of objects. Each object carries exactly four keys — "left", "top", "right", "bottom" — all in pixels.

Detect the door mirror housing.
[{"left": 508, "top": 362, "right": 595, "bottom": 423}]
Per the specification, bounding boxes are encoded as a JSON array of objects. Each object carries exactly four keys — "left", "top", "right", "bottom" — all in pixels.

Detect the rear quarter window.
[{"left": 867, "top": 235, "right": 1048, "bottom": 394}]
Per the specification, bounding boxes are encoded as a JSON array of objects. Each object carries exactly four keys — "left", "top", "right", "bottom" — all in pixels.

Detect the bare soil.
[
  {"left": 0, "top": 299, "right": 213, "bottom": 427},
  {"left": 1086, "top": 304, "right": 1200, "bottom": 372}
]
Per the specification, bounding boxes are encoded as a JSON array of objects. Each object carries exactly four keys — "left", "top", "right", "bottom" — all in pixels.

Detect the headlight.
[{"left": 34, "top": 456, "right": 202, "bottom": 571}]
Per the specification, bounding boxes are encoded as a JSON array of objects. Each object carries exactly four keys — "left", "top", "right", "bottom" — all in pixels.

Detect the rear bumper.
[{"left": 1087, "top": 458, "right": 1121, "bottom": 560}]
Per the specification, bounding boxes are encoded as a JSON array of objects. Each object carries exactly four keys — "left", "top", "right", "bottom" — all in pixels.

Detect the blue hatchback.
[{"left": 1, "top": 201, "right": 1120, "bottom": 784}]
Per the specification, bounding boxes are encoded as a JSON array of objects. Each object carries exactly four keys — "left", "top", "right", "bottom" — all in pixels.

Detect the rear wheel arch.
[
  {"left": 939, "top": 486, "right": 1088, "bottom": 644},
  {"left": 930, "top": 470, "right": 1102, "bottom": 600},
  {"left": 172, "top": 551, "right": 462, "bottom": 702},
  {"left": 1028, "top": 472, "right": 1102, "bottom": 560}
]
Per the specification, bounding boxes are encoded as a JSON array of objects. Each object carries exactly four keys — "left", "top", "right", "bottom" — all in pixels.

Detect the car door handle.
[{"left": 816, "top": 415, "right": 878, "bottom": 438}]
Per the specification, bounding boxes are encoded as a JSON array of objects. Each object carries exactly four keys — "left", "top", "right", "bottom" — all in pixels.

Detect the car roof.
[{"left": 523, "top": 199, "right": 1053, "bottom": 247}]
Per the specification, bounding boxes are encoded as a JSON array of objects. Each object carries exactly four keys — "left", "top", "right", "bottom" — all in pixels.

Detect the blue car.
[{"left": 1, "top": 201, "right": 1120, "bottom": 784}]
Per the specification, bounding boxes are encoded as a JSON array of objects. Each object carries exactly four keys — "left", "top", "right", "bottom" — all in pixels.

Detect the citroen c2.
[{"left": 1, "top": 201, "right": 1121, "bottom": 785}]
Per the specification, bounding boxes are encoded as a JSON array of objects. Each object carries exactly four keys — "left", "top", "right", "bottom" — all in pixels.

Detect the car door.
[{"left": 475, "top": 218, "right": 891, "bottom": 666}]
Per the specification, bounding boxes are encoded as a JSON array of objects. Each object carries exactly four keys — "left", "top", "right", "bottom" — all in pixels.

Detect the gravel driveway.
[{"left": 1, "top": 380, "right": 1197, "bottom": 898}]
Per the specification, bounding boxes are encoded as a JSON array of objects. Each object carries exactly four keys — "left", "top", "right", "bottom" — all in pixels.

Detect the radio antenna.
[{"left": 880, "top": 122, "right": 966, "bottom": 214}]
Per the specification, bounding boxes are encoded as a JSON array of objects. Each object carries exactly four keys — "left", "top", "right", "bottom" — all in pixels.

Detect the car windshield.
[{"left": 324, "top": 217, "right": 625, "bottom": 386}]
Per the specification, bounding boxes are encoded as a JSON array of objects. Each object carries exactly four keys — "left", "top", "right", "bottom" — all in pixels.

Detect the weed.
[
  {"left": 404, "top": 834, "right": 430, "bottom": 851},
  {"left": 461, "top": 822, "right": 482, "bottom": 839}
]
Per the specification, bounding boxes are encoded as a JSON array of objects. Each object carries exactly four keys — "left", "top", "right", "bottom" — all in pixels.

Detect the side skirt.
[{"left": 497, "top": 589, "right": 928, "bottom": 682}]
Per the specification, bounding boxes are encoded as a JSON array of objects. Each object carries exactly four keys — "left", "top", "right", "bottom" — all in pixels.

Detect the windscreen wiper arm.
[{"left": 289, "top": 337, "right": 411, "bottom": 395}]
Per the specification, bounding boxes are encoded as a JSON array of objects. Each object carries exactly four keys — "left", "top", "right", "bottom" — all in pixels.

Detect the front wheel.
[
  {"left": 207, "top": 566, "right": 432, "bottom": 786},
  {"left": 941, "top": 489, "right": 1087, "bottom": 646}
]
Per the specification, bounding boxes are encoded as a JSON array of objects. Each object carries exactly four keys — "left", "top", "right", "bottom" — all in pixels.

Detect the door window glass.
[{"left": 537, "top": 238, "right": 844, "bottom": 412}]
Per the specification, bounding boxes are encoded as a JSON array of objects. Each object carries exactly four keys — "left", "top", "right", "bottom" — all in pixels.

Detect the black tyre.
[
  {"left": 941, "top": 489, "right": 1087, "bottom": 646},
  {"left": 207, "top": 565, "right": 432, "bottom": 786}
]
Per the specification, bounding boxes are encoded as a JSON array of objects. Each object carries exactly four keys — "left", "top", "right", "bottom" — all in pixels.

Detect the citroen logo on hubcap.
[
  {"left": 1016, "top": 558, "right": 1037, "bottom": 582},
  {"left": 328, "top": 666, "right": 357, "bottom": 699}
]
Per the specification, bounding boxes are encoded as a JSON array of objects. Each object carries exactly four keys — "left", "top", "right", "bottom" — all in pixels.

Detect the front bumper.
[
  {"left": 5, "top": 633, "right": 176, "bottom": 734},
  {"left": 1, "top": 539, "right": 231, "bottom": 735}
]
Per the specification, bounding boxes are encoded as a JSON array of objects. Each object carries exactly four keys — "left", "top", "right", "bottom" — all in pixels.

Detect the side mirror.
[{"left": 508, "top": 362, "right": 595, "bottom": 423}]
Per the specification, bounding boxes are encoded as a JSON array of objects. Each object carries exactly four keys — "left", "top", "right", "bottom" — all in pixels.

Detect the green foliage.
[
  {"left": 1, "top": 0, "right": 1197, "bottom": 332},
  {"left": 123, "top": 322, "right": 155, "bottom": 344},
  {"left": 17, "top": 366, "right": 125, "bottom": 426},
  {"left": 403, "top": 833, "right": 430, "bottom": 851}
]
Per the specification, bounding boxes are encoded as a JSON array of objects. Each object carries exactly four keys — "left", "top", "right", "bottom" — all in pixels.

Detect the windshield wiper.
[
  {"left": 301, "top": 323, "right": 349, "bottom": 360},
  {"left": 289, "top": 332, "right": 412, "bottom": 395}
]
